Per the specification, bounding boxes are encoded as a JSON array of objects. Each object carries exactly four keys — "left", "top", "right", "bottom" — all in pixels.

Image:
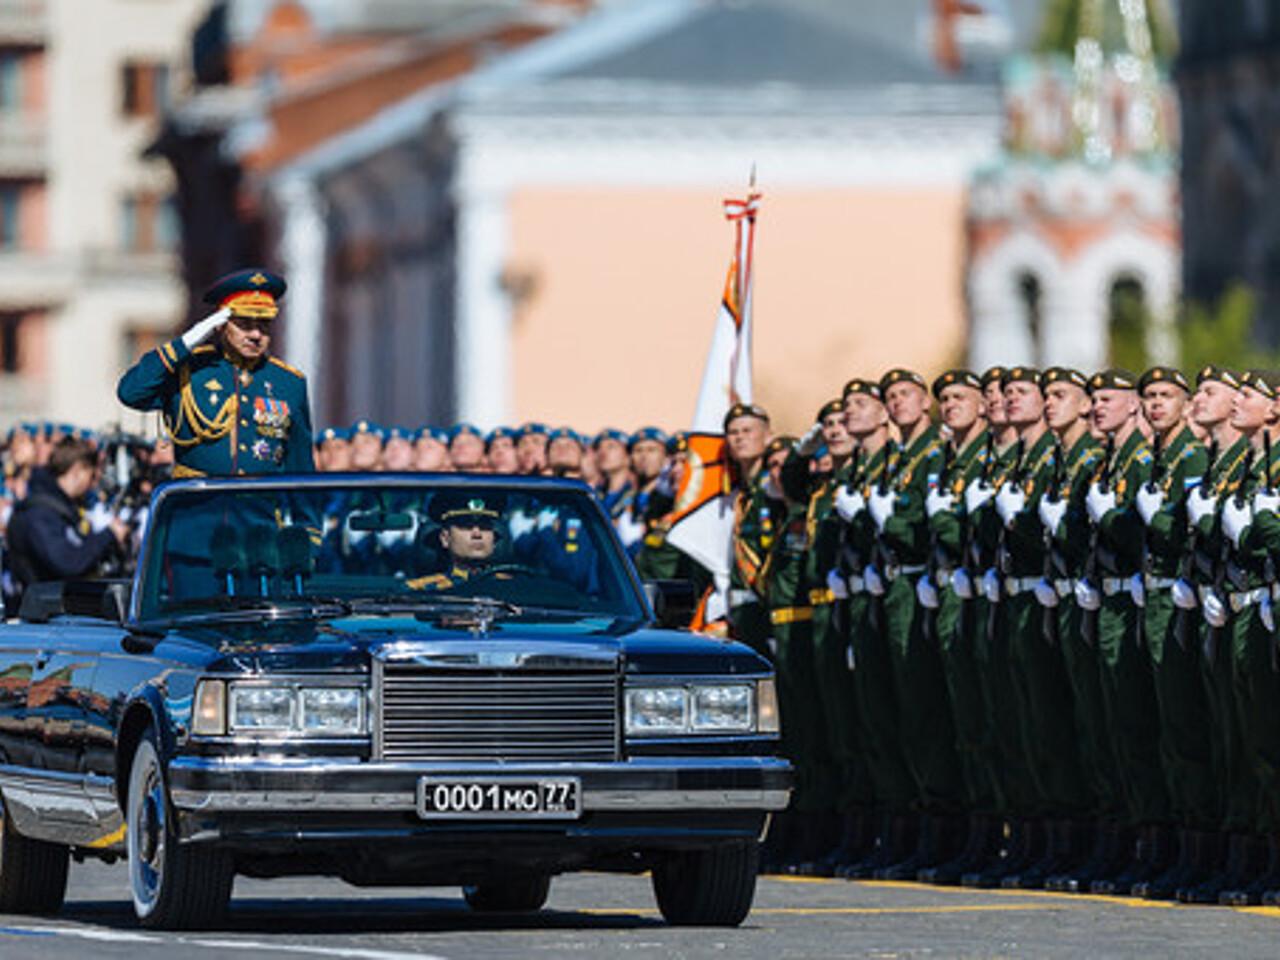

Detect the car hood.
[{"left": 176, "top": 617, "right": 770, "bottom": 678}]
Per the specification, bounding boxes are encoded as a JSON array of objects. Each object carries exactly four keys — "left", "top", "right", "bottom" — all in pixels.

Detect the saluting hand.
[{"left": 180, "top": 307, "right": 231, "bottom": 351}]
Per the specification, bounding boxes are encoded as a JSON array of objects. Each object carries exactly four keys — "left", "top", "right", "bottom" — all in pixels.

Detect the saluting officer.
[{"left": 117, "top": 268, "right": 313, "bottom": 477}]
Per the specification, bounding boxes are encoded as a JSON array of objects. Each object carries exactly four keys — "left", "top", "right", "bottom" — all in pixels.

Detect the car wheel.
[
  {"left": 651, "top": 840, "right": 760, "bottom": 927},
  {"left": 0, "top": 794, "right": 68, "bottom": 914},
  {"left": 126, "top": 728, "right": 233, "bottom": 930},
  {"left": 462, "top": 875, "right": 551, "bottom": 912}
]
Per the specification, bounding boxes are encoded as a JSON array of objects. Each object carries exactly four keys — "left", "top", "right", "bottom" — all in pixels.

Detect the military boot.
[
  {"left": 1060, "top": 820, "right": 1129, "bottom": 894},
  {"left": 875, "top": 812, "right": 942, "bottom": 881},
  {"left": 1222, "top": 834, "right": 1280, "bottom": 906},
  {"left": 1135, "top": 827, "right": 1195, "bottom": 899},
  {"left": 920, "top": 814, "right": 1001, "bottom": 885},
  {"left": 1180, "top": 833, "right": 1260, "bottom": 904}
]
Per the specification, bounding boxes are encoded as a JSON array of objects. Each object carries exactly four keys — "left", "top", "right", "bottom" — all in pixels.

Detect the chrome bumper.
[{"left": 167, "top": 755, "right": 792, "bottom": 813}]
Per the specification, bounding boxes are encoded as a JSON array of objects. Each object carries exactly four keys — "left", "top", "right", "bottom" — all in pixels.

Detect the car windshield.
[{"left": 133, "top": 478, "right": 645, "bottom": 623}]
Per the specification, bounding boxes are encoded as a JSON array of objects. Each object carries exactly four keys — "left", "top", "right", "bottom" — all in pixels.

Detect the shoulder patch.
[
  {"left": 268, "top": 357, "right": 306, "bottom": 379},
  {"left": 1137, "top": 450, "right": 1153, "bottom": 464}
]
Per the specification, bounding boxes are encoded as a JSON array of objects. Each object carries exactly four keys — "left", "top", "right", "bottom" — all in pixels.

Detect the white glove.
[
  {"left": 1128, "top": 573, "right": 1146, "bottom": 609},
  {"left": 826, "top": 567, "right": 848, "bottom": 600},
  {"left": 508, "top": 508, "right": 536, "bottom": 540},
  {"left": 766, "top": 636, "right": 778, "bottom": 657},
  {"left": 868, "top": 488, "right": 895, "bottom": 531},
  {"left": 86, "top": 501, "right": 114, "bottom": 533},
  {"left": 180, "top": 307, "right": 230, "bottom": 351},
  {"left": 1038, "top": 496, "right": 1067, "bottom": 536},
  {"left": 536, "top": 507, "right": 558, "bottom": 531},
  {"left": 796, "top": 422, "right": 824, "bottom": 456},
  {"left": 835, "top": 486, "right": 865, "bottom": 522},
  {"left": 1075, "top": 579, "right": 1101, "bottom": 611},
  {"left": 846, "top": 643, "right": 856, "bottom": 672},
  {"left": 703, "top": 588, "right": 727, "bottom": 624},
  {"left": 615, "top": 510, "right": 646, "bottom": 548},
  {"left": 863, "top": 564, "right": 885, "bottom": 597},
  {"left": 1263, "top": 594, "right": 1275, "bottom": 633},
  {"left": 965, "top": 480, "right": 995, "bottom": 515},
  {"left": 1187, "top": 485, "right": 1216, "bottom": 527},
  {"left": 1255, "top": 489, "right": 1280, "bottom": 517},
  {"left": 916, "top": 574, "right": 939, "bottom": 609},
  {"left": 1171, "top": 578, "right": 1198, "bottom": 610},
  {"left": 1136, "top": 484, "right": 1165, "bottom": 526},
  {"left": 926, "top": 487, "right": 955, "bottom": 518},
  {"left": 951, "top": 567, "right": 974, "bottom": 599},
  {"left": 995, "top": 483, "right": 1026, "bottom": 527},
  {"left": 1202, "top": 591, "right": 1228, "bottom": 628},
  {"left": 1086, "top": 483, "right": 1118, "bottom": 524},
  {"left": 1221, "top": 496, "right": 1252, "bottom": 548},
  {"left": 1034, "top": 577, "right": 1059, "bottom": 608},
  {"left": 981, "top": 568, "right": 1001, "bottom": 603}
]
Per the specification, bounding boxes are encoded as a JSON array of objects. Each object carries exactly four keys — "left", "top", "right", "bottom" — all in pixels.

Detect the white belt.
[
  {"left": 847, "top": 575, "right": 865, "bottom": 593},
  {"left": 1102, "top": 577, "right": 1129, "bottom": 596},
  {"left": 1145, "top": 575, "right": 1177, "bottom": 591},
  {"left": 883, "top": 563, "right": 926, "bottom": 583},
  {"left": 1004, "top": 576, "right": 1040, "bottom": 596},
  {"left": 1230, "top": 587, "right": 1270, "bottom": 612},
  {"left": 1054, "top": 578, "right": 1075, "bottom": 597},
  {"left": 728, "top": 589, "right": 760, "bottom": 608}
]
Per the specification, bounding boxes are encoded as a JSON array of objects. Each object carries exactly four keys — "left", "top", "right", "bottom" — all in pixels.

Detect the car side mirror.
[{"left": 643, "top": 579, "right": 698, "bottom": 630}]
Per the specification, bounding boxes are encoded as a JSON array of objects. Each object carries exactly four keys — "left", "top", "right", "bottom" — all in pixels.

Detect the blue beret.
[
  {"left": 547, "top": 426, "right": 583, "bottom": 447},
  {"left": 628, "top": 426, "right": 669, "bottom": 450},
  {"left": 75, "top": 428, "right": 97, "bottom": 443},
  {"left": 517, "top": 422, "right": 549, "bottom": 438},
  {"left": 449, "top": 423, "right": 482, "bottom": 442},
  {"left": 384, "top": 426, "right": 412, "bottom": 442},
  {"left": 593, "top": 428, "right": 629, "bottom": 449},
  {"left": 350, "top": 419, "right": 384, "bottom": 441},
  {"left": 203, "top": 268, "right": 287, "bottom": 317},
  {"left": 317, "top": 426, "right": 350, "bottom": 445},
  {"left": 413, "top": 426, "right": 449, "bottom": 445},
  {"left": 486, "top": 426, "right": 516, "bottom": 447}
]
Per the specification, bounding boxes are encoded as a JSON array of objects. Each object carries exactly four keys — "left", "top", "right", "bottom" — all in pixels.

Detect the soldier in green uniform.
[
  {"left": 724, "top": 403, "right": 778, "bottom": 658},
  {"left": 780, "top": 399, "right": 877, "bottom": 874},
  {"left": 1126, "top": 367, "right": 1211, "bottom": 899},
  {"left": 407, "top": 493, "right": 510, "bottom": 590},
  {"left": 1077, "top": 370, "right": 1165, "bottom": 895},
  {"left": 1036, "top": 368, "right": 1113, "bottom": 892},
  {"left": 117, "top": 269, "right": 314, "bottom": 477},
  {"left": 833, "top": 378, "right": 921, "bottom": 878},
  {"left": 915, "top": 370, "right": 1002, "bottom": 885},
  {"left": 1172, "top": 367, "right": 1253, "bottom": 902},
  {"left": 866, "top": 368, "right": 961, "bottom": 880},
  {"left": 1230, "top": 378, "right": 1280, "bottom": 905},
  {"left": 1199, "top": 371, "right": 1280, "bottom": 904},
  {"left": 756, "top": 434, "right": 829, "bottom": 872}
]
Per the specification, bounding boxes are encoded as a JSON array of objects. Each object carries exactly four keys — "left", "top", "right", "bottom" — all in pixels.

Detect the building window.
[
  {"left": 0, "top": 52, "right": 21, "bottom": 112},
  {"left": 1109, "top": 275, "right": 1149, "bottom": 370},
  {"left": 0, "top": 314, "right": 21, "bottom": 373},
  {"left": 121, "top": 192, "right": 177, "bottom": 253},
  {"left": 0, "top": 184, "right": 20, "bottom": 249},
  {"left": 1017, "top": 271, "right": 1042, "bottom": 365},
  {"left": 121, "top": 61, "right": 170, "bottom": 117}
]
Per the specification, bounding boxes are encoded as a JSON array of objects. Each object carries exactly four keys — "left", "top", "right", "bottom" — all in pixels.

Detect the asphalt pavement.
[{"left": 0, "top": 860, "right": 1277, "bottom": 959}]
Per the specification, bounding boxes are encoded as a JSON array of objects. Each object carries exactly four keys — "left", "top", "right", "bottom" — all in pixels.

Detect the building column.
[
  {"left": 968, "top": 271, "right": 1036, "bottom": 370},
  {"left": 274, "top": 175, "right": 327, "bottom": 396},
  {"left": 1041, "top": 285, "right": 1106, "bottom": 371}
]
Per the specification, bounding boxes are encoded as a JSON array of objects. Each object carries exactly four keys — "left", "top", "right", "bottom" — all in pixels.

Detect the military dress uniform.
[
  {"left": 117, "top": 269, "right": 314, "bottom": 478},
  {"left": 725, "top": 404, "right": 780, "bottom": 658}
]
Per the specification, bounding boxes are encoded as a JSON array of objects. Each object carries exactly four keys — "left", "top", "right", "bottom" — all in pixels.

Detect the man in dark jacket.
[{"left": 6, "top": 436, "right": 127, "bottom": 609}]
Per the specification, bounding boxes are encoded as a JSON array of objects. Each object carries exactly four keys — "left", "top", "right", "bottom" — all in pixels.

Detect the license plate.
[{"left": 416, "top": 777, "right": 582, "bottom": 820}]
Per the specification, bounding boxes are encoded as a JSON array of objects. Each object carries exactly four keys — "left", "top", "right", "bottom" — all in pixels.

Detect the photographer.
[{"left": 5, "top": 436, "right": 129, "bottom": 611}]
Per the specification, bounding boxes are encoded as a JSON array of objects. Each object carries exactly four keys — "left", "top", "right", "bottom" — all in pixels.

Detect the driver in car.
[{"left": 407, "top": 494, "right": 514, "bottom": 590}]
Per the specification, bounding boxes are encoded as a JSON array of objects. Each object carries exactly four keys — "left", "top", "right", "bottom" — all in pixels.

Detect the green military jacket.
[
  {"left": 1001, "top": 429, "right": 1058, "bottom": 578},
  {"left": 1093, "top": 428, "right": 1154, "bottom": 577},
  {"left": 840, "top": 443, "right": 890, "bottom": 579},
  {"left": 730, "top": 467, "right": 781, "bottom": 596},
  {"left": 1143, "top": 426, "right": 1207, "bottom": 580},
  {"left": 970, "top": 438, "right": 1025, "bottom": 576},
  {"left": 1045, "top": 431, "right": 1106, "bottom": 577},
  {"left": 879, "top": 424, "right": 944, "bottom": 569},
  {"left": 1189, "top": 436, "right": 1253, "bottom": 587},
  {"left": 926, "top": 429, "right": 990, "bottom": 572}
]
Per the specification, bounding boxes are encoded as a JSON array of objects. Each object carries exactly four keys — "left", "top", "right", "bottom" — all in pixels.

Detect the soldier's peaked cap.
[
  {"left": 432, "top": 492, "right": 505, "bottom": 525},
  {"left": 879, "top": 368, "right": 927, "bottom": 392},
  {"left": 932, "top": 369, "right": 981, "bottom": 399},
  {"left": 1042, "top": 367, "right": 1088, "bottom": 390},
  {"left": 1001, "top": 366, "right": 1041, "bottom": 389},
  {"left": 1196, "top": 365, "right": 1241, "bottom": 390},
  {"left": 980, "top": 366, "right": 1007, "bottom": 388},
  {"left": 1138, "top": 366, "right": 1190, "bottom": 394},
  {"left": 203, "top": 268, "right": 286, "bottom": 319},
  {"left": 722, "top": 402, "right": 769, "bottom": 431},
  {"left": 1087, "top": 369, "right": 1138, "bottom": 394}
]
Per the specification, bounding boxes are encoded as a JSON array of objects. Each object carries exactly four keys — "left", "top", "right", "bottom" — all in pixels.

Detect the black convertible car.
[{"left": 0, "top": 474, "right": 790, "bottom": 929}]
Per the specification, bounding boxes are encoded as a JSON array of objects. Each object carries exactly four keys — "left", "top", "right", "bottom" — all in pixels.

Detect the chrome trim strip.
[{"left": 0, "top": 767, "right": 124, "bottom": 849}]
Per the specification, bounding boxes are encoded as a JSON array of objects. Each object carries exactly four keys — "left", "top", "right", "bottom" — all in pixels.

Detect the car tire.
[
  {"left": 0, "top": 795, "right": 69, "bottom": 914},
  {"left": 462, "top": 875, "right": 551, "bottom": 913},
  {"left": 126, "top": 728, "right": 233, "bottom": 930},
  {"left": 651, "top": 840, "right": 760, "bottom": 927}
]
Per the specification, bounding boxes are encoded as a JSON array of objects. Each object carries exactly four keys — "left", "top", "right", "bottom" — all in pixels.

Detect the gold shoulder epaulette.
[
  {"left": 268, "top": 357, "right": 306, "bottom": 379},
  {"left": 405, "top": 573, "right": 449, "bottom": 590}
]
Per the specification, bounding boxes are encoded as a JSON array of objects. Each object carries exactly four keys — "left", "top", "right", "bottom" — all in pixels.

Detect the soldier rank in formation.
[{"left": 730, "top": 363, "right": 1280, "bottom": 907}]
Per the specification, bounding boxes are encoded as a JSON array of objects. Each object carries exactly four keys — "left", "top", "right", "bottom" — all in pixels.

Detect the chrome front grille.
[{"left": 376, "top": 661, "right": 621, "bottom": 762}]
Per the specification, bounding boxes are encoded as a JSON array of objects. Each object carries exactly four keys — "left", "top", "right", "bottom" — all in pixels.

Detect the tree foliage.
[{"left": 1178, "top": 283, "right": 1279, "bottom": 374}]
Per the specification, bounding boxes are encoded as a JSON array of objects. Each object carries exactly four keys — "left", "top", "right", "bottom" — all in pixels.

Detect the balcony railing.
[{"left": 0, "top": 0, "right": 47, "bottom": 43}]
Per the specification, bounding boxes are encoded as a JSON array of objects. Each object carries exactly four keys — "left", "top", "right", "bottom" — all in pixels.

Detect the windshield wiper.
[
  {"left": 346, "top": 593, "right": 523, "bottom": 618},
  {"left": 160, "top": 595, "right": 353, "bottom": 622}
]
